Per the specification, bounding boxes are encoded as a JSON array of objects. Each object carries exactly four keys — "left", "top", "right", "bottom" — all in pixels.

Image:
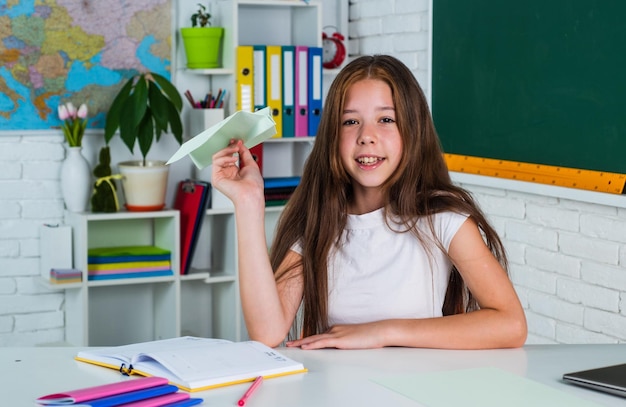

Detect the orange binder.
[{"left": 173, "top": 180, "right": 211, "bottom": 274}]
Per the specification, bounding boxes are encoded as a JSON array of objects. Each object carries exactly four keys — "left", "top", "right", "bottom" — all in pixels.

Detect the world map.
[{"left": 0, "top": 0, "right": 172, "bottom": 131}]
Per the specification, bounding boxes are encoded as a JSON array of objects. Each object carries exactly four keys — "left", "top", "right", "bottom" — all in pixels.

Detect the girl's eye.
[
  {"left": 381, "top": 117, "right": 396, "bottom": 123},
  {"left": 342, "top": 119, "right": 358, "bottom": 126}
]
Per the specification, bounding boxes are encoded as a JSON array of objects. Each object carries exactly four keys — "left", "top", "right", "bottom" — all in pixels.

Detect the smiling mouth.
[{"left": 356, "top": 156, "right": 384, "bottom": 165}]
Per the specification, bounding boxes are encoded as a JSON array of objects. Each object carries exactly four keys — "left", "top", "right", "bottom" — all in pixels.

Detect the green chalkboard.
[{"left": 432, "top": 0, "right": 626, "bottom": 174}]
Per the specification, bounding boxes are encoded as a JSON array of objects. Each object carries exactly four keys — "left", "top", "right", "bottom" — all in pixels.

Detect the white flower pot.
[
  {"left": 118, "top": 161, "right": 169, "bottom": 211},
  {"left": 60, "top": 146, "right": 92, "bottom": 212}
]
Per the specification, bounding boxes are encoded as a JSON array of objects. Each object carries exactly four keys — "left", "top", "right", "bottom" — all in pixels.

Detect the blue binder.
[{"left": 307, "top": 47, "right": 323, "bottom": 137}]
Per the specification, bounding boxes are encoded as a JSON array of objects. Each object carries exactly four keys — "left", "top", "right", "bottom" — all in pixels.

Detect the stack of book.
[
  {"left": 87, "top": 246, "right": 173, "bottom": 281},
  {"left": 36, "top": 376, "right": 202, "bottom": 406},
  {"left": 264, "top": 176, "right": 301, "bottom": 207},
  {"left": 50, "top": 268, "right": 82, "bottom": 284}
]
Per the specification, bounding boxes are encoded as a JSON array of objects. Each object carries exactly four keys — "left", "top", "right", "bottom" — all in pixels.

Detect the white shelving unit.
[
  {"left": 49, "top": 209, "right": 244, "bottom": 347},
  {"left": 60, "top": 210, "right": 180, "bottom": 347}
]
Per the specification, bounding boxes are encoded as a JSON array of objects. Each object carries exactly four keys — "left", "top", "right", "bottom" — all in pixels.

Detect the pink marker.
[{"left": 237, "top": 376, "right": 263, "bottom": 406}]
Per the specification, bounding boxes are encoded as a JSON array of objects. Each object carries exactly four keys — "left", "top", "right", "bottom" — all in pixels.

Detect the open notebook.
[
  {"left": 75, "top": 336, "right": 306, "bottom": 392},
  {"left": 563, "top": 363, "right": 626, "bottom": 398}
]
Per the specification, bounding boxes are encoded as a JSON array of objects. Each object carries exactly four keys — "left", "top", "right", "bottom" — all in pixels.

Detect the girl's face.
[{"left": 339, "top": 79, "right": 402, "bottom": 195}]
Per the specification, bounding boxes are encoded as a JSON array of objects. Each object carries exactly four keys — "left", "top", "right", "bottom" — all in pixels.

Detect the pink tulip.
[
  {"left": 58, "top": 104, "right": 69, "bottom": 121},
  {"left": 58, "top": 101, "right": 88, "bottom": 146},
  {"left": 77, "top": 103, "right": 88, "bottom": 119},
  {"left": 66, "top": 102, "right": 77, "bottom": 119}
]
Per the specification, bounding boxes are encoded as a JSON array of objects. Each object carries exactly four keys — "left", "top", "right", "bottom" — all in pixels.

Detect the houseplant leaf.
[
  {"left": 129, "top": 75, "right": 149, "bottom": 128},
  {"left": 166, "top": 102, "right": 183, "bottom": 144},
  {"left": 119, "top": 96, "right": 139, "bottom": 153},
  {"left": 152, "top": 73, "right": 183, "bottom": 112},
  {"left": 148, "top": 83, "right": 170, "bottom": 133},
  {"left": 137, "top": 107, "right": 155, "bottom": 161},
  {"left": 104, "top": 77, "right": 133, "bottom": 144}
]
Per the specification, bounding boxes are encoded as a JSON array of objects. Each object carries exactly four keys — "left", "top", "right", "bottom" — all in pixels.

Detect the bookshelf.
[
  {"left": 42, "top": 210, "right": 244, "bottom": 347},
  {"left": 57, "top": 210, "right": 181, "bottom": 347}
]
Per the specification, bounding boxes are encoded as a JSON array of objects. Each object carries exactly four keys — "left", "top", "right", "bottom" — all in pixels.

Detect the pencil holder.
[{"left": 189, "top": 108, "right": 225, "bottom": 138}]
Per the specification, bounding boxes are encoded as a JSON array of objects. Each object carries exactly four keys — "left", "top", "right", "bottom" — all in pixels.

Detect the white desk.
[{"left": 7, "top": 344, "right": 626, "bottom": 406}]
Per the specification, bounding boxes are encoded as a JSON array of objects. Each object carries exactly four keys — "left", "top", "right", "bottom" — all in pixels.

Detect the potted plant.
[
  {"left": 104, "top": 72, "right": 183, "bottom": 211},
  {"left": 181, "top": 3, "right": 224, "bottom": 69}
]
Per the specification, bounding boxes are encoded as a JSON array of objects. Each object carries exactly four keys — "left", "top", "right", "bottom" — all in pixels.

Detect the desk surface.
[{"left": 7, "top": 344, "right": 626, "bottom": 406}]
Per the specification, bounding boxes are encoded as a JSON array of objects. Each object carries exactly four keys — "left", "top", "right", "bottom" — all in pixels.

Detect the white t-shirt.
[{"left": 294, "top": 209, "right": 468, "bottom": 325}]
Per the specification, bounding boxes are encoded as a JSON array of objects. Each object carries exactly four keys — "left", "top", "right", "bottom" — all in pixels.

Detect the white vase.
[{"left": 60, "top": 146, "right": 92, "bottom": 212}]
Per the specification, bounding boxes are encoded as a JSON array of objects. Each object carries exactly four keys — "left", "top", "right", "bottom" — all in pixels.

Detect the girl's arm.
[
  {"left": 287, "top": 218, "right": 527, "bottom": 350},
  {"left": 211, "top": 141, "right": 303, "bottom": 347}
]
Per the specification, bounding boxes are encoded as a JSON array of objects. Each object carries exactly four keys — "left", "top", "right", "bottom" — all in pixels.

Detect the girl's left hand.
[{"left": 285, "top": 323, "right": 388, "bottom": 350}]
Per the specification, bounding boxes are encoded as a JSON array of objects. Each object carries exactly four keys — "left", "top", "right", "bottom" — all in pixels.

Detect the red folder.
[
  {"left": 250, "top": 144, "right": 264, "bottom": 174},
  {"left": 173, "top": 180, "right": 211, "bottom": 275}
]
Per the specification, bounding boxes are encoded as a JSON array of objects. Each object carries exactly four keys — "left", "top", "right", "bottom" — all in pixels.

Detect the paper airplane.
[{"left": 167, "top": 107, "right": 276, "bottom": 169}]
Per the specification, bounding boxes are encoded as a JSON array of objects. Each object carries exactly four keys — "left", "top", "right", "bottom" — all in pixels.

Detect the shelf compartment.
[
  {"left": 181, "top": 278, "right": 239, "bottom": 340},
  {"left": 88, "top": 281, "right": 179, "bottom": 346}
]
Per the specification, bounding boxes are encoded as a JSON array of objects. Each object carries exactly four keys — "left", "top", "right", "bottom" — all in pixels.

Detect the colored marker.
[{"left": 238, "top": 376, "right": 263, "bottom": 406}]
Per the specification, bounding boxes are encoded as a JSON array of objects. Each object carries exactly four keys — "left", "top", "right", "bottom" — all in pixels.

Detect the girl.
[{"left": 212, "top": 55, "right": 527, "bottom": 350}]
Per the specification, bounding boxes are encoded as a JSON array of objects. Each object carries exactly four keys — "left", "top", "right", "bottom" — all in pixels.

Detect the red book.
[
  {"left": 173, "top": 180, "right": 210, "bottom": 274},
  {"left": 250, "top": 144, "right": 263, "bottom": 174}
]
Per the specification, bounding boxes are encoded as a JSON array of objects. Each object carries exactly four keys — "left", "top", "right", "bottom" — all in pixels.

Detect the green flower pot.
[{"left": 181, "top": 27, "right": 224, "bottom": 69}]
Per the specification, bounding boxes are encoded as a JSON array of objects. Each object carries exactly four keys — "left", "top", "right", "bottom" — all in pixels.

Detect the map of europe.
[{"left": 0, "top": 0, "right": 172, "bottom": 131}]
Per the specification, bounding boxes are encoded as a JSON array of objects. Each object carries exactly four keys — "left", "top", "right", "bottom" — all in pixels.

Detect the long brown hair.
[{"left": 270, "top": 55, "right": 508, "bottom": 339}]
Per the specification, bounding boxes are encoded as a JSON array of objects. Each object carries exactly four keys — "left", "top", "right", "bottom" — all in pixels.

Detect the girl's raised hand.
[{"left": 211, "top": 139, "right": 264, "bottom": 208}]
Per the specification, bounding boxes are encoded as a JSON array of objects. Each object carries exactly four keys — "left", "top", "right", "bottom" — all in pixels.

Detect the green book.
[{"left": 88, "top": 246, "right": 171, "bottom": 264}]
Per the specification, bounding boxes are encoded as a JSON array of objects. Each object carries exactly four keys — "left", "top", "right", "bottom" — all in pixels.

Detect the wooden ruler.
[{"left": 444, "top": 154, "right": 626, "bottom": 194}]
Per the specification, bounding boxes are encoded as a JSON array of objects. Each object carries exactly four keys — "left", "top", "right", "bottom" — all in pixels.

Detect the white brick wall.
[
  {"left": 463, "top": 183, "right": 626, "bottom": 344},
  {"left": 349, "top": 0, "right": 430, "bottom": 91},
  {"left": 1, "top": 0, "right": 625, "bottom": 346},
  {"left": 0, "top": 132, "right": 69, "bottom": 346}
]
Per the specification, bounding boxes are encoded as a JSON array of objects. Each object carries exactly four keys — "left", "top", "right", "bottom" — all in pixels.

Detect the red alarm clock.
[{"left": 322, "top": 27, "right": 346, "bottom": 69}]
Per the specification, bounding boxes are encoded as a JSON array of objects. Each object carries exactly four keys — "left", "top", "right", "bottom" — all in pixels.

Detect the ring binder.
[
  {"left": 119, "top": 363, "right": 134, "bottom": 376},
  {"left": 182, "top": 182, "right": 196, "bottom": 193},
  {"left": 174, "top": 180, "right": 211, "bottom": 274}
]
